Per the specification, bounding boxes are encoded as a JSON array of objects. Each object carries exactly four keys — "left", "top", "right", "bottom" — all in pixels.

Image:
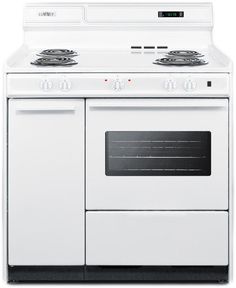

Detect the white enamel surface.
[
  {"left": 3, "top": 1, "right": 232, "bottom": 278},
  {"left": 24, "top": 3, "right": 213, "bottom": 28},
  {"left": 6, "top": 47, "right": 232, "bottom": 73},
  {"left": 7, "top": 73, "right": 230, "bottom": 97},
  {"left": 8, "top": 99, "right": 85, "bottom": 265},
  {"left": 4, "top": 2, "right": 231, "bottom": 73},
  {"left": 86, "top": 98, "right": 228, "bottom": 210},
  {"left": 86, "top": 211, "right": 228, "bottom": 265}
]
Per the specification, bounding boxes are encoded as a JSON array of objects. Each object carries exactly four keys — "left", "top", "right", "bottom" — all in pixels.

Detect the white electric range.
[{"left": 3, "top": 2, "right": 233, "bottom": 283}]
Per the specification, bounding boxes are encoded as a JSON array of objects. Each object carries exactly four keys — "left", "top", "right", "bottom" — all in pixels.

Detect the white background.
[{"left": 0, "top": 0, "right": 235, "bottom": 287}]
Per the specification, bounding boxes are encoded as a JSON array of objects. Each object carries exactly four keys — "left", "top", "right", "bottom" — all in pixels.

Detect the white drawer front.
[
  {"left": 8, "top": 99, "right": 85, "bottom": 265},
  {"left": 86, "top": 211, "right": 228, "bottom": 266}
]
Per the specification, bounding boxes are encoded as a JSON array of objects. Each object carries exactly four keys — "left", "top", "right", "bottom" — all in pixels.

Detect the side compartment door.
[{"left": 8, "top": 99, "right": 84, "bottom": 265}]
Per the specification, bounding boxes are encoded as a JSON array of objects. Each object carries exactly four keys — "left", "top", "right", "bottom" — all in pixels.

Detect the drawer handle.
[{"left": 16, "top": 107, "right": 76, "bottom": 113}]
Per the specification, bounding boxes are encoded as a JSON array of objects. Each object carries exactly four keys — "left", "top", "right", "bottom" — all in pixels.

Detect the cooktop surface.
[{"left": 6, "top": 46, "right": 230, "bottom": 73}]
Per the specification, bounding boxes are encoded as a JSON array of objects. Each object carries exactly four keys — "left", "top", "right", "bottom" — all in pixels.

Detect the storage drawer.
[{"left": 86, "top": 211, "right": 228, "bottom": 266}]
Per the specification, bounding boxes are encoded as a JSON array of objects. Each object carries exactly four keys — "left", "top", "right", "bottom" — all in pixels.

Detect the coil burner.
[
  {"left": 153, "top": 49, "right": 208, "bottom": 66},
  {"left": 37, "top": 49, "right": 78, "bottom": 58},
  {"left": 167, "top": 50, "right": 204, "bottom": 58},
  {"left": 153, "top": 57, "right": 208, "bottom": 66},
  {"left": 31, "top": 57, "right": 78, "bottom": 66}
]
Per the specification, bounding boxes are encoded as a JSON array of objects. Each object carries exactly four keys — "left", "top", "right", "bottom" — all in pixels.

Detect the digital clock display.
[{"left": 158, "top": 11, "right": 184, "bottom": 17}]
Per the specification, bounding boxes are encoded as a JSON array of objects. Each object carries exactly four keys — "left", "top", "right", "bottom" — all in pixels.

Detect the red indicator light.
[
  {"left": 128, "top": 79, "right": 131, "bottom": 82},
  {"left": 105, "top": 79, "right": 108, "bottom": 82}
]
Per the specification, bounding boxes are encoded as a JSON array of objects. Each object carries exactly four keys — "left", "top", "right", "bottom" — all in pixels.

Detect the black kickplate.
[
  {"left": 8, "top": 266, "right": 84, "bottom": 282},
  {"left": 8, "top": 265, "right": 228, "bottom": 283},
  {"left": 85, "top": 266, "right": 228, "bottom": 282}
]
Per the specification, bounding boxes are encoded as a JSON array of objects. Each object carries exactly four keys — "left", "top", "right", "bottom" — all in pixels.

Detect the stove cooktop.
[
  {"left": 9, "top": 46, "right": 230, "bottom": 73},
  {"left": 31, "top": 49, "right": 208, "bottom": 67}
]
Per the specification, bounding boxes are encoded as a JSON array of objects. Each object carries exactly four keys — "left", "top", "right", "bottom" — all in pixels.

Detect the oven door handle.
[{"left": 88, "top": 99, "right": 227, "bottom": 109}]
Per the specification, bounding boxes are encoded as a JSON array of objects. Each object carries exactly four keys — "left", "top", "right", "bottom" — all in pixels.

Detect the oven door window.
[{"left": 105, "top": 131, "right": 211, "bottom": 176}]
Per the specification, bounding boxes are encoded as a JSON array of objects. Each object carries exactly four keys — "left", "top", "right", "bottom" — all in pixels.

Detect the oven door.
[{"left": 86, "top": 98, "right": 228, "bottom": 210}]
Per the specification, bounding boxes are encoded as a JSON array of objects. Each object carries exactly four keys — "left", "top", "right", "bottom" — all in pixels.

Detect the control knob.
[
  {"left": 59, "top": 79, "right": 71, "bottom": 91},
  {"left": 113, "top": 79, "right": 123, "bottom": 91},
  {"left": 40, "top": 79, "right": 53, "bottom": 91},
  {"left": 164, "top": 79, "right": 176, "bottom": 91},
  {"left": 184, "top": 79, "right": 197, "bottom": 91}
]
